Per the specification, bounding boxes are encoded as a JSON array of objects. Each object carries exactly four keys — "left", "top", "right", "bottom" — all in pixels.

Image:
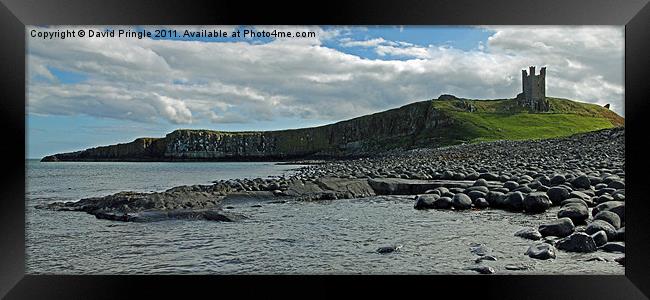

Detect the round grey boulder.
[
  {"left": 474, "top": 197, "right": 489, "bottom": 208},
  {"left": 525, "top": 243, "right": 557, "bottom": 260},
  {"left": 467, "top": 265, "right": 495, "bottom": 274},
  {"left": 571, "top": 175, "right": 592, "bottom": 189},
  {"left": 601, "top": 242, "right": 625, "bottom": 253},
  {"left": 556, "top": 232, "right": 597, "bottom": 253},
  {"left": 539, "top": 217, "right": 575, "bottom": 238},
  {"left": 550, "top": 174, "right": 566, "bottom": 185},
  {"left": 591, "top": 230, "right": 608, "bottom": 247},
  {"left": 592, "top": 201, "right": 624, "bottom": 217},
  {"left": 595, "top": 194, "right": 614, "bottom": 204},
  {"left": 504, "top": 191, "right": 525, "bottom": 212},
  {"left": 514, "top": 227, "right": 542, "bottom": 240},
  {"left": 452, "top": 193, "right": 472, "bottom": 210},
  {"left": 594, "top": 210, "right": 621, "bottom": 229},
  {"left": 546, "top": 186, "right": 570, "bottom": 205},
  {"left": 473, "top": 178, "right": 489, "bottom": 187},
  {"left": 523, "top": 192, "right": 552, "bottom": 213},
  {"left": 414, "top": 194, "right": 439, "bottom": 210},
  {"left": 467, "top": 190, "right": 487, "bottom": 201},
  {"left": 585, "top": 220, "right": 617, "bottom": 240},
  {"left": 486, "top": 191, "right": 505, "bottom": 208},
  {"left": 557, "top": 203, "right": 589, "bottom": 225},
  {"left": 503, "top": 181, "right": 519, "bottom": 190},
  {"left": 608, "top": 180, "right": 625, "bottom": 189},
  {"left": 433, "top": 196, "right": 453, "bottom": 209}
]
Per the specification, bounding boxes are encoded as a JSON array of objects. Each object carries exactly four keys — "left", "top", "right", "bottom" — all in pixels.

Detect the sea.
[{"left": 26, "top": 159, "right": 624, "bottom": 274}]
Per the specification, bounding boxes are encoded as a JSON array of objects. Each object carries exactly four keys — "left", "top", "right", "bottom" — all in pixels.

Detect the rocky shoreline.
[{"left": 37, "top": 127, "right": 625, "bottom": 273}]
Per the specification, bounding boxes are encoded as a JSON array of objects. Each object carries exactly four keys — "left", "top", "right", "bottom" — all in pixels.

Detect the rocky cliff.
[
  {"left": 41, "top": 96, "right": 622, "bottom": 162},
  {"left": 42, "top": 99, "right": 454, "bottom": 161}
]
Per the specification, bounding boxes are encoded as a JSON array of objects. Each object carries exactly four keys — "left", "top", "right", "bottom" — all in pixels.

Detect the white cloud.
[{"left": 27, "top": 25, "right": 625, "bottom": 129}]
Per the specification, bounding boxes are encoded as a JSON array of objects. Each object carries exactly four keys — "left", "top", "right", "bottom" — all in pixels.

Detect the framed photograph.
[{"left": 2, "top": 0, "right": 649, "bottom": 298}]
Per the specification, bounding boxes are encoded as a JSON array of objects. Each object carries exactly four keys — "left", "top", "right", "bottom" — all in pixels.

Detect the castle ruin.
[{"left": 516, "top": 66, "right": 549, "bottom": 111}]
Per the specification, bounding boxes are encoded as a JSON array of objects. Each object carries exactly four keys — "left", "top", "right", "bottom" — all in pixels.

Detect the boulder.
[
  {"left": 514, "top": 227, "right": 542, "bottom": 240},
  {"left": 594, "top": 210, "right": 621, "bottom": 229},
  {"left": 474, "top": 197, "right": 490, "bottom": 208},
  {"left": 546, "top": 186, "right": 570, "bottom": 204},
  {"left": 452, "top": 193, "right": 472, "bottom": 210},
  {"left": 616, "top": 227, "right": 625, "bottom": 241},
  {"left": 557, "top": 203, "right": 589, "bottom": 224},
  {"left": 585, "top": 220, "right": 618, "bottom": 240},
  {"left": 550, "top": 174, "right": 566, "bottom": 185},
  {"left": 503, "top": 181, "right": 519, "bottom": 191},
  {"left": 525, "top": 243, "right": 557, "bottom": 260},
  {"left": 556, "top": 232, "right": 597, "bottom": 253},
  {"left": 486, "top": 191, "right": 505, "bottom": 208},
  {"left": 504, "top": 191, "right": 525, "bottom": 212},
  {"left": 433, "top": 196, "right": 453, "bottom": 209},
  {"left": 591, "top": 230, "right": 608, "bottom": 247},
  {"left": 601, "top": 242, "right": 625, "bottom": 253},
  {"left": 608, "top": 180, "right": 625, "bottom": 189},
  {"left": 414, "top": 194, "right": 438, "bottom": 210},
  {"left": 571, "top": 175, "right": 592, "bottom": 189},
  {"left": 523, "top": 192, "right": 552, "bottom": 213},
  {"left": 539, "top": 218, "right": 575, "bottom": 238}
]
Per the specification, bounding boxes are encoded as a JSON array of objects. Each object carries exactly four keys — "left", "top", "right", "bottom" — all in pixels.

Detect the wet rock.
[
  {"left": 503, "top": 181, "right": 519, "bottom": 190},
  {"left": 594, "top": 210, "right": 621, "bottom": 229},
  {"left": 414, "top": 194, "right": 438, "bottom": 210},
  {"left": 592, "top": 201, "right": 624, "bottom": 217},
  {"left": 571, "top": 175, "right": 592, "bottom": 189},
  {"left": 601, "top": 242, "right": 625, "bottom": 253},
  {"left": 591, "top": 230, "right": 608, "bottom": 247},
  {"left": 505, "top": 264, "right": 530, "bottom": 271},
  {"left": 550, "top": 174, "right": 566, "bottom": 185},
  {"left": 525, "top": 243, "right": 557, "bottom": 260},
  {"left": 467, "top": 265, "right": 495, "bottom": 274},
  {"left": 615, "top": 256, "right": 625, "bottom": 266},
  {"left": 486, "top": 191, "right": 506, "bottom": 208},
  {"left": 523, "top": 192, "right": 552, "bottom": 213},
  {"left": 433, "top": 196, "right": 453, "bottom": 209},
  {"left": 473, "top": 197, "right": 489, "bottom": 208},
  {"left": 556, "top": 232, "right": 597, "bottom": 253},
  {"left": 475, "top": 255, "right": 497, "bottom": 263},
  {"left": 585, "top": 220, "right": 618, "bottom": 240},
  {"left": 616, "top": 227, "right": 625, "bottom": 241},
  {"left": 452, "top": 193, "right": 472, "bottom": 210},
  {"left": 539, "top": 218, "right": 575, "bottom": 238},
  {"left": 467, "top": 190, "right": 487, "bottom": 201},
  {"left": 470, "top": 243, "right": 490, "bottom": 256},
  {"left": 376, "top": 245, "right": 402, "bottom": 254},
  {"left": 473, "top": 178, "right": 489, "bottom": 187},
  {"left": 557, "top": 203, "right": 589, "bottom": 224},
  {"left": 594, "top": 194, "right": 614, "bottom": 204},
  {"left": 504, "top": 191, "right": 525, "bottom": 212},
  {"left": 514, "top": 227, "right": 542, "bottom": 240},
  {"left": 546, "top": 186, "right": 570, "bottom": 205},
  {"left": 608, "top": 180, "right": 625, "bottom": 189}
]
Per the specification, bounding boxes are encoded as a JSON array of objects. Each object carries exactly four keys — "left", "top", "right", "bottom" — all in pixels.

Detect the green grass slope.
[{"left": 420, "top": 96, "right": 624, "bottom": 146}]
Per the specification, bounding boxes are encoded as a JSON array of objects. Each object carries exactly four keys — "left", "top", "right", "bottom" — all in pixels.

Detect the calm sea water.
[{"left": 26, "top": 160, "right": 624, "bottom": 274}]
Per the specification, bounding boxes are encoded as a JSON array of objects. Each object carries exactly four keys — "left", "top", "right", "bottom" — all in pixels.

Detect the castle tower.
[{"left": 517, "top": 66, "right": 549, "bottom": 111}]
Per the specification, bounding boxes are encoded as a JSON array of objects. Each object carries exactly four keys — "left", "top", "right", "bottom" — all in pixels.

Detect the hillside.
[{"left": 41, "top": 96, "right": 624, "bottom": 162}]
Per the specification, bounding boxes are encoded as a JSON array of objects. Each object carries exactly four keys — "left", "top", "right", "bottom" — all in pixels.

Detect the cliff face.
[
  {"left": 41, "top": 99, "right": 454, "bottom": 162},
  {"left": 40, "top": 96, "right": 622, "bottom": 162}
]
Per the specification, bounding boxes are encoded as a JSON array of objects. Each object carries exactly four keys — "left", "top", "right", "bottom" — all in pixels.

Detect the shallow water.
[{"left": 26, "top": 160, "right": 624, "bottom": 274}]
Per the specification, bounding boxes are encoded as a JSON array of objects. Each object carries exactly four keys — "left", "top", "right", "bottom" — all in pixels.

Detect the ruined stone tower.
[{"left": 517, "top": 66, "right": 549, "bottom": 111}]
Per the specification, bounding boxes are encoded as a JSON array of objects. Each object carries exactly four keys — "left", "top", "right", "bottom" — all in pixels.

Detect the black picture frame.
[{"left": 2, "top": 0, "right": 649, "bottom": 298}]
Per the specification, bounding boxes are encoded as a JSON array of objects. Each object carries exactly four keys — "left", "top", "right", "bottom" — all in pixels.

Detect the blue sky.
[{"left": 27, "top": 25, "right": 624, "bottom": 158}]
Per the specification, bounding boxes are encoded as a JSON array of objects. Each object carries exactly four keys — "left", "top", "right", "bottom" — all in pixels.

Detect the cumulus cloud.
[{"left": 27, "top": 25, "right": 625, "bottom": 129}]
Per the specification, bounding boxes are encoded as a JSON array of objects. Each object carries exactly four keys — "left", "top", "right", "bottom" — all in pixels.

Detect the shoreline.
[{"left": 36, "top": 127, "right": 626, "bottom": 273}]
